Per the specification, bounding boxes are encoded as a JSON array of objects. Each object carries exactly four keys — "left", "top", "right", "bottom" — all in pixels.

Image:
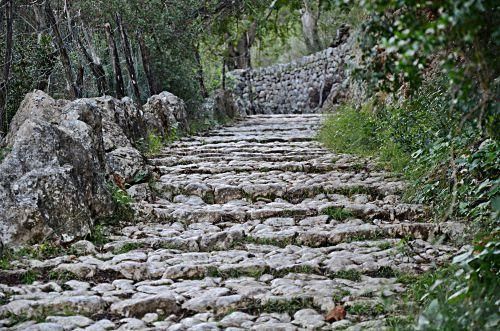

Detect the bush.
[
  {"left": 416, "top": 238, "right": 499, "bottom": 330},
  {"left": 319, "top": 77, "right": 499, "bottom": 329},
  {"left": 318, "top": 103, "right": 409, "bottom": 173}
]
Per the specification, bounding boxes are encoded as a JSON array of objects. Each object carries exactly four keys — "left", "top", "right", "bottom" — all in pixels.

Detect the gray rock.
[
  {"left": 143, "top": 91, "right": 188, "bottom": 137},
  {"left": 72, "top": 240, "right": 97, "bottom": 255},
  {"left": 45, "top": 315, "right": 94, "bottom": 330},
  {"left": 105, "top": 147, "right": 146, "bottom": 183},
  {"left": 24, "top": 323, "right": 65, "bottom": 331},
  {"left": 110, "top": 292, "right": 180, "bottom": 317}
]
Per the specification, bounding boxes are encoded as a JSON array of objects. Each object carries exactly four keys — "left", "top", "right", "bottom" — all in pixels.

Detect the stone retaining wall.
[{"left": 228, "top": 41, "right": 351, "bottom": 114}]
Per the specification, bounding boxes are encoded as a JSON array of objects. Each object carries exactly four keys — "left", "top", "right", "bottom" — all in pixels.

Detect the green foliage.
[
  {"left": 331, "top": 269, "right": 362, "bottom": 282},
  {"left": 0, "top": 148, "right": 11, "bottom": 162},
  {"left": 332, "top": 289, "right": 351, "bottom": 303},
  {"left": 48, "top": 270, "right": 73, "bottom": 283},
  {"left": 411, "top": 239, "right": 499, "bottom": 330},
  {"left": 319, "top": 105, "right": 380, "bottom": 156},
  {"left": 246, "top": 297, "right": 318, "bottom": 316},
  {"left": 139, "top": 129, "right": 179, "bottom": 156},
  {"left": 21, "top": 269, "right": 39, "bottom": 284},
  {"left": 348, "top": 302, "right": 387, "bottom": 316},
  {"left": 322, "top": 206, "right": 354, "bottom": 220},
  {"left": 110, "top": 184, "right": 133, "bottom": 207},
  {"left": 321, "top": 3, "right": 498, "bottom": 329},
  {"left": 87, "top": 224, "right": 109, "bottom": 246},
  {"left": 144, "top": 132, "right": 164, "bottom": 156},
  {"left": 91, "top": 182, "right": 134, "bottom": 244},
  {"left": 318, "top": 104, "right": 410, "bottom": 173},
  {"left": 114, "top": 242, "right": 143, "bottom": 254}
]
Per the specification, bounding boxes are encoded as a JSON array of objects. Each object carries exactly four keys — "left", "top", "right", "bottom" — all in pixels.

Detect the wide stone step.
[
  {"left": 151, "top": 172, "right": 403, "bottom": 204},
  {"left": 0, "top": 271, "right": 406, "bottom": 330},
  {"left": 100, "top": 218, "right": 460, "bottom": 254},
  {"left": 1, "top": 238, "right": 455, "bottom": 286},
  {"left": 164, "top": 139, "right": 325, "bottom": 151},
  {"left": 151, "top": 157, "right": 378, "bottom": 176}
]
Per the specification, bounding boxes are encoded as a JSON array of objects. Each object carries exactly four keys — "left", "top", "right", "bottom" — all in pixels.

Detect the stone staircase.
[{"left": 0, "top": 114, "right": 459, "bottom": 330}]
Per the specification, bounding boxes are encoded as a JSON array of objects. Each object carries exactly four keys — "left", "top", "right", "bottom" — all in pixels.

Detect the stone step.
[
  {"left": 1, "top": 238, "right": 455, "bottom": 286},
  {"left": 164, "top": 139, "right": 324, "bottom": 151},
  {"left": 100, "top": 219, "right": 459, "bottom": 254},
  {"left": 0, "top": 271, "right": 405, "bottom": 330},
  {"left": 150, "top": 156, "right": 377, "bottom": 175},
  {"left": 151, "top": 174, "right": 403, "bottom": 204},
  {"left": 133, "top": 195, "right": 425, "bottom": 225}
]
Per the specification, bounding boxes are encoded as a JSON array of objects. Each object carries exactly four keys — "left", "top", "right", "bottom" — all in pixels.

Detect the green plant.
[
  {"left": 318, "top": 105, "right": 380, "bottom": 156},
  {"left": 21, "top": 269, "right": 39, "bottom": 284},
  {"left": 318, "top": 104, "right": 410, "bottom": 173},
  {"left": 114, "top": 242, "right": 143, "bottom": 254},
  {"left": 322, "top": 206, "right": 354, "bottom": 221},
  {"left": 331, "top": 269, "right": 362, "bottom": 282},
  {"left": 246, "top": 297, "right": 318, "bottom": 316},
  {"left": 105, "top": 182, "right": 134, "bottom": 224},
  {"left": 371, "top": 266, "right": 397, "bottom": 278},
  {"left": 378, "top": 242, "right": 392, "bottom": 250},
  {"left": 415, "top": 239, "right": 499, "bottom": 330},
  {"left": 0, "top": 147, "right": 11, "bottom": 162},
  {"left": 87, "top": 224, "right": 109, "bottom": 246},
  {"left": 348, "top": 302, "right": 386, "bottom": 316},
  {"left": 332, "top": 289, "right": 351, "bottom": 303},
  {"left": 141, "top": 132, "right": 164, "bottom": 156},
  {"left": 48, "top": 270, "right": 73, "bottom": 282}
]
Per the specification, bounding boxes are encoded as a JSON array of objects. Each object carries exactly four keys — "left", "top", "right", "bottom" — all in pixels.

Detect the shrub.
[
  {"left": 319, "top": 103, "right": 410, "bottom": 173},
  {"left": 416, "top": 238, "right": 499, "bottom": 330}
]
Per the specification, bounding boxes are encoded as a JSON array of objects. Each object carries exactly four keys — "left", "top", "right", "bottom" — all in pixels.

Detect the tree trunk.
[
  {"left": 301, "top": 0, "right": 322, "bottom": 53},
  {"left": 137, "top": 30, "right": 158, "bottom": 96},
  {"left": 105, "top": 23, "right": 125, "bottom": 99},
  {"left": 76, "top": 64, "right": 84, "bottom": 96},
  {"left": 33, "top": 3, "right": 57, "bottom": 92},
  {"left": 194, "top": 44, "right": 208, "bottom": 98},
  {"left": 0, "top": 0, "right": 13, "bottom": 135},
  {"left": 226, "top": 20, "right": 257, "bottom": 70},
  {"left": 45, "top": 1, "right": 81, "bottom": 99},
  {"left": 116, "top": 13, "right": 141, "bottom": 102},
  {"left": 222, "top": 58, "right": 226, "bottom": 90},
  {"left": 78, "top": 33, "right": 108, "bottom": 95}
]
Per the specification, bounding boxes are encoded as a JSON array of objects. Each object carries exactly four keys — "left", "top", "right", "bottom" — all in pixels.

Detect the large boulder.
[
  {"left": 95, "top": 96, "right": 146, "bottom": 151},
  {"left": 2, "top": 90, "right": 69, "bottom": 146},
  {"left": 143, "top": 92, "right": 188, "bottom": 138},
  {"left": 0, "top": 89, "right": 189, "bottom": 246},
  {"left": 105, "top": 147, "right": 146, "bottom": 183},
  {"left": 211, "top": 89, "right": 242, "bottom": 121},
  {"left": 199, "top": 90, "right": 243, "bottom": 126},
  {"left": 0, "top": 93, "right": 113, "bottom": 245}
]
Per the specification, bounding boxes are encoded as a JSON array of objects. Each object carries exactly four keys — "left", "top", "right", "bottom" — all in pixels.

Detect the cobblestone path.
[{"left": 0, "top": 114, "right": 461, "bottom": 330}]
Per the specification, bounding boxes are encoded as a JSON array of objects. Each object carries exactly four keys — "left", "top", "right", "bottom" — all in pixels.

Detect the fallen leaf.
[
  {"left": 113, "top": 173, "right": 125, "bottom": 190},
  {"left": 325, "top": 305, "right": 346, "bottom": 322}
]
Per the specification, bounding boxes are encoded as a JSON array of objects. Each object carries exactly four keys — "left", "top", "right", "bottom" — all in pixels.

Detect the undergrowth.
[{"left": 319, "top": 77, "right": 499, "bottom": 329}]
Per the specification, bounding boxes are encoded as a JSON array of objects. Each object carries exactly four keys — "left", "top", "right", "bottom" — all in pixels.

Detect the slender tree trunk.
[
  {"left": 45, "top": 1, "right": 81, "bottom": 99},
  {"left": 116, "top": 13, "right": 141, "bottom": 101},
  {"left": 222, "top": 58, "right": 226, "bottom": 90},
  {"left": 105, "top": 23, "right": 125, "bottom": 98},
  {"left": 301, "top": 0, "right": 322, "bottom": 53},
  {"left": 226, "top": 20, "right": 257, "bottom": 70},
  {"left": 76, "top": 64, "right": 84, "bottom": 95},
  {"left": 78, "top": 33, "right": 108, "bottom": 95},
  {"left": 137, "top": 30, "right": 158, "bottom": 96},
  {"left": 33, "top": 3, "right": 57, "bottom": 91},
  {"left": 0, "top": 0, "right": 13, "bottom": 135},
  {"left": 194, "top": 44, "right": 208, "bottom": 98}
]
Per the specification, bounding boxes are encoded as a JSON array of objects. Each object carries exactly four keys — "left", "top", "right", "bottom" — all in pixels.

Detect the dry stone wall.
[{"left": 228, "top": 41, "right": 351, "bottom": 114}]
